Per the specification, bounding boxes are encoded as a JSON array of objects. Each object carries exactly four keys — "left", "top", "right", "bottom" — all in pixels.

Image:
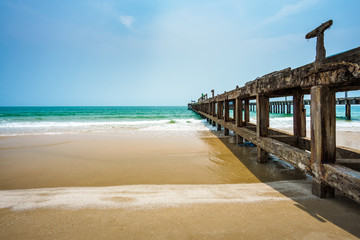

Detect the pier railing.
[{"left": 189, "top": 21, "right": 360, "bottom": 203}]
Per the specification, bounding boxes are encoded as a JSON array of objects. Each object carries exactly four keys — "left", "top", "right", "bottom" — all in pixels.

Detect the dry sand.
[{"left": 0, "top": 130, "right": 359, "bottom": 239}]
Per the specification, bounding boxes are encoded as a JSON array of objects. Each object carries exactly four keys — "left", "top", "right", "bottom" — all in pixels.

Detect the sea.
[{"left": 0, "top": 106, "right": 360, "bottom": 136}]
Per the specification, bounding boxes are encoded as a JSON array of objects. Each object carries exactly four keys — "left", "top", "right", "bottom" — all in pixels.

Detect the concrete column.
[{"left": 310, "top": 85, "right": 336, "bottom": 198}]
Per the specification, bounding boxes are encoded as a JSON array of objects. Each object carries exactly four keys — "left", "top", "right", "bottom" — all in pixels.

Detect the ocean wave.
[
  {"left": 0, "top": 118, "right": 207, "bottom": 136},
  {"left": 2, "top": 116, "right": 360, "bottom": 136}
]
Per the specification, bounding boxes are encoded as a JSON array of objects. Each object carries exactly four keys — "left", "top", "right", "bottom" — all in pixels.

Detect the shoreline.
[{"left": 1, "top": 127, "right": 360, "bottom": 239}]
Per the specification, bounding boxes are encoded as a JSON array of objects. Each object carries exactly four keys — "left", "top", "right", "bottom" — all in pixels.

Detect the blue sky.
[{"left": 0, "top": 0, "right": 359, "bottom": 106}]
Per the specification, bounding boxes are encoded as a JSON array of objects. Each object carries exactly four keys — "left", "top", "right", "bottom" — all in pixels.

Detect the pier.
[
  {"left": 189, "top": 21, "right": 360, "bottom": 203},
  {"left": 247, "top": 96, "right": 360, "bottom": 119}
]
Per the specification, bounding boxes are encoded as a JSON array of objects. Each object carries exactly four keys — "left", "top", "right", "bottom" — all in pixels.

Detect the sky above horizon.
[{"left": 1, "top": 0, "right": 359, "bottom": 106}]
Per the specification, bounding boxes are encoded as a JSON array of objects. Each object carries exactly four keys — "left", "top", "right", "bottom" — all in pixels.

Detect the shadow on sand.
[{"left": 215, "top": 132, "right": 360, "bottom": 238}]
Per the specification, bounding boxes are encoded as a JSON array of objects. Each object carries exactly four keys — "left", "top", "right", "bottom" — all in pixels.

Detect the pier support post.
[
  {"left": 287, "top": 103, "right": 291, "bottom": 114},
  {"left": 346, "top": 100, "right": 351, "bottom": 120},
  {"left": 224, "top": 99, "right": 229, "bottom": 135},
  {"left": 256, "top": 95, "right": 269, "bottom": 163},
  {"left": 217, "top": 101, "right": 222, "bottom": 119},
  {"left": 212, "top": 101, "right": 214, "bottom": 116},
  {"left": 293, "top": 89, "right": 306, "bottom": 137},
  {"left": 310, "top": 85, "right": 336, "bottom": 198},
  {"left": 235, "top": 98, "right": 243, "bottom": 128},
  {"left": 224, "top": 100, "right": 229, "bottom": 122},
  {"left": 236, "top": 97, "right": 244, "bottom": 144},
  {"left": 217, "top": 101, "right": 222, "bottom": 131},
  {"left": 244, "top": 99, "right": 250, "bottom": 125}
]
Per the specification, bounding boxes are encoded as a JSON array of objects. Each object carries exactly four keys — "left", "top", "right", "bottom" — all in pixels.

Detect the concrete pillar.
[{"left": 310, "top": 85, "right": 336, "bottom": 198}]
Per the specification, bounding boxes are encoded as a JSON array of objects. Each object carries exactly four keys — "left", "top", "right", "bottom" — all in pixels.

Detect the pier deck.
[{"left": 189, "top": 45, "right": 360, "bottom": 203}]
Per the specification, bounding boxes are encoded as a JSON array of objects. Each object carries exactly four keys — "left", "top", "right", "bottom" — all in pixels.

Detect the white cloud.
[
  {"left": 263, "top": 0, "right": 320, "bottom": 24},
  {"left": 119, "top": 15, "right": 134, "bottom": 29}
]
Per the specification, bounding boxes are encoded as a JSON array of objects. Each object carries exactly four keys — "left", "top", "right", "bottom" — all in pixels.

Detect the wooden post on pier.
[
  {"left": 293, "top": 89, "right": 306, "bottom": 137},
  {"left": 287, "top": 103, "right": 291, "bottom": 114},
  {"left": 224, "top": 99, "right": 230, "bottom": 135},
  {"left": 306, "top": 20, "right": 333, "bottom": 65},
  {"left": 244, "top": 99, "right": 250, "bottom": 124},
  {"left": 346, "top": 102, "right": 351, "bottom": 120},
  {"left": 217, "top": 101, "right": 222, "bottom": 131},
  {"left": 212, "top": 102, "right": 216, "bottom": 126},
  {"left": 310, "top": 85, "right": 336, "bottom": 198},
  {"left": 256, "top": 95, "right": 269, "bottom": 163},
  {"left": 346, "top": 101, "right": 351, "bottom": 120},
  {"left": 236, "top": 97, "right": 244, "bottom": 144}
]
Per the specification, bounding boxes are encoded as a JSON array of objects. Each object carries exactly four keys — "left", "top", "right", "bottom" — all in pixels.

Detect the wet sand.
[
  {"left": 0, "top": 130, "right": 360, "bottom": 239},
  {"left": 1, "top": 189, "right": 360, "bottom": 240},
  {"left": 0, "top": 133, "right": 264, "bottom": 189},
  {"left": 0, "top": 131, "right": 310, "bottom": 190}
]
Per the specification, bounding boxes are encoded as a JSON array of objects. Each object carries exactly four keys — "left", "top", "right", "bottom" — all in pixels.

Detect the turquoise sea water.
[
  {"left": 1, "top": 105, "right": 360, "bottom": 136},
  {"left": 0, "top": 106, "right": 203, "bottom": 136}
]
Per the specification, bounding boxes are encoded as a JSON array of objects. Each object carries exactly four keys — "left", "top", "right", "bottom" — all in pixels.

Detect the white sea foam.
[
  {"left": 0, "top": 119, "right": 207, "bottom": 136},
  {"left": 0, "top": 180, "right": 314, "bottom": 211},
  {"left": 2, "top": 115, "right": 360, "bottom": 136}
]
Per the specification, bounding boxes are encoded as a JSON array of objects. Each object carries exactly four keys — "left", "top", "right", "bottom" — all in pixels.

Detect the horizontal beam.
[
  {"left": 323, "top": 164, "right": 360, "bottom": 203},
  {"left": 246, "top": 97, "right": 360, "bottom": 106},
  {"left": 196, "top": 110, "right": 312, "bottom": 174},
  {"left": 194, "top": 47, "right": 360, "bottom": 104}
]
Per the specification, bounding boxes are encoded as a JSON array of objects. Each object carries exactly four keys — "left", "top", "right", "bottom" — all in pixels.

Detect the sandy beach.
[{"left": 0, "top": 128, "right": 359, "bottom": 239}]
